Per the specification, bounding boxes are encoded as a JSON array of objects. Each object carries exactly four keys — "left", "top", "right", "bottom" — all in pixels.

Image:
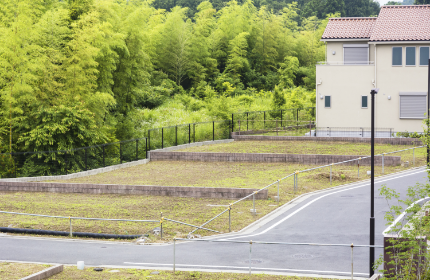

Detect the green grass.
[
  {"left": 0, "top": 262, "right": 51, "bottom": 280},
  {"left": 178, "top": 140, "right": 424, "bottom": 156},
  {"left": 50, "top": 266, "right": 337, "bottom": 280}
]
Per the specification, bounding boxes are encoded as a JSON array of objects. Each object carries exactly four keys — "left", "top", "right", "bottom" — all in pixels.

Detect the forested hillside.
[{"left": 0, "top": 0, "right": 345, "bottom": 156}]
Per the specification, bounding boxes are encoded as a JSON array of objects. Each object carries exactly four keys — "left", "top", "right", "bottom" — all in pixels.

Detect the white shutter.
[
  {"left": 399, "top": 92, "right": 427, "bottom": 119},
  {"left": 343, "top": 44, "right": 369, "bottom": 65}
]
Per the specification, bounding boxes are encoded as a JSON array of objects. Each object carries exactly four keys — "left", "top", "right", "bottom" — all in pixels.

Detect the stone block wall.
[
  {"left": 0, "top": 181, "right": 267, "bottom": 200},
  {"left": 150, "top": 151, "right": 401, "bottom": 166}
]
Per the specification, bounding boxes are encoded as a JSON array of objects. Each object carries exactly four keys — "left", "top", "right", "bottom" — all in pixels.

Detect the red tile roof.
[
  {"left": 322, "top": 18, "right": 377, "bottom": 40},
  {"left": 322, "top": 5, "right": 430, "bottom": 42},
  {"left": 370, "top": 5, "right": 430, "bottom": 42}
]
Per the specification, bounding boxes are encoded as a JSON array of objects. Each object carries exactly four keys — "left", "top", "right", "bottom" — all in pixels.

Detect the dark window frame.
[
  {"left": 361, "top": 96, "right": 368, "bottom": 108},
  {"left": 420, "top": 46, "right": 429, "bottom": 66},
  {"left": 406, "top": 47, "right": 416, "bottom": 66},
  {"left": 324, "top": 96, "right": 331, "bottom": 108}
]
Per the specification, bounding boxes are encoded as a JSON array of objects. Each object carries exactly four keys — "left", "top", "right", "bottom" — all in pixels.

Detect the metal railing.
[
  {"left": 315, "top": 127, "right": 395, "bottom": 138},
  {"left": 173, "top": 238, "right": 383, "bottom": 278},
  {"left": 235, "top": 120, "right": 315, "bottom": 136},
  {"left": 187, "top": 145, "right": 427, "bottom": 237}
]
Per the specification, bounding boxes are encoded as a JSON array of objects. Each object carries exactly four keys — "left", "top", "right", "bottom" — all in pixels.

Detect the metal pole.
[
  {"left": 427, "top": 58, "right": 430, "bottom": 166},
  {"left": 276, "top": 119, "right": 278, "bottom": 136},
  {"left": 175, "top": 126, "right": 178, "bottom": 146},
  {"left": 247, "top": 112, "right": 249, "bottom": 131},
  {"left": 330, "top": 164, "right": 332, "bottom": 185},
  {"left": 148, "top": 130, "right": 151, "bottom": 151},
  {"left": 136, "top": 140, "right": 138, "bottom": 161},
  {"left": 281, "top": 110, "right": 283, "bottom": 127},
  {"left": 173, "top": 238, "right": 176, "bottom": 273},
  {"left": 103, "top": 145, "right": 105, "bottom": 167},
  {"left": 145, "top": 138, "right": 148, "bottom": 159},
  {"left": 69, "top": 217, "right": 72, "bottom": 237},
  {"left": 228, "top": 207, "right": 232, "bottom": 232},
  {"left": 188, "top": 124, "right": 191, "bottom": 144},
  {"left": 249, "top": 240, "right": 252, "bottom": 275},
  {"left": 193, "top": 124, "right": 196, "bottom": 143},
  {"left": 162, "top": 128, "right": 164, "bottom": 149},
  {"left": 253, "top": 192, "right": 256, "bottom": 216},
  {"left": 413, "top": 148, "right": 415, "bottom": 166},
  {"left": 84, "top": 148, "right": 88, "bottom": 170},
  {"left": 370, "top": 88, "right": 378, "bottom": 277},
  {"left": 382, "top": 153, "right": 384, "bottom": 174},
  {"left": 160, "top": 212, "right": 163, "bottom": 239},
  {"left": 239, "top": 120, "right": 241, "bottom": 135},
  {"left": 120, "top": 143, "right": 122, "bottom": 164},
  {"left": 231, "top": 114, "right": 234, "bottom": 133},
  {"left": 309, "top": 120, "right": 311, "bottom": 137},
  {"left": 296, "top": 171, "right": 299, "bottom": 190},
  {"left": 213, "top": 121, "right": 215, "bottom": 141},
  {"left": 294, "top": 173, "right": 296, "bottom": 193},
  {"left": 277, "top": 180, "right": 280, "bottom": 203},
  {"left": 358, "top": 158, "right": 360, "bottom": 178},
  {"left": 351, "top": 243, "right": 354, "bottom": 280}
]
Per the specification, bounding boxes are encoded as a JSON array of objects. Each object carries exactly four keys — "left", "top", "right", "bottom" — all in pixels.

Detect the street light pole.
[{"left": 369, "top": 88, "right": 378, "bottom": 277}]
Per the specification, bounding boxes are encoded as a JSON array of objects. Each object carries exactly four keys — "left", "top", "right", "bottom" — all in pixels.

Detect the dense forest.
[{"left": 0, "top": 0, "right": 382, "bottom": 156}]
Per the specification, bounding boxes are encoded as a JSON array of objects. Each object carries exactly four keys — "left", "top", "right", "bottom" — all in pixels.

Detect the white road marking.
[
  {"left": 123, "top": 262, "right": 367, "bottom": 276},
  {"left": 225, "top": 169, "right": 427, "bottom": 240}
]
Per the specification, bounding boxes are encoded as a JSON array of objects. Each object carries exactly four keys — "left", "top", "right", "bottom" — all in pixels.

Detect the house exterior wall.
[{"left": 317, "top": 41, "right": 429, "bottom": 133}]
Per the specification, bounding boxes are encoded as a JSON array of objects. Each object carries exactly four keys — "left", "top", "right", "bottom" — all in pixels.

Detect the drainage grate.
[
  {"left": 292, "top": 254, "right": 313, "bottom": 259},
  {"left": 244, "top": 259, "right": 263, "bottom": 264}
]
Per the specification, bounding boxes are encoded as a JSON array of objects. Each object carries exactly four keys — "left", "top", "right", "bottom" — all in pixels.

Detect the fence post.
[
  {"left": 239, "top": 120, "right": 241, "bottom": 135},
  {"left": 175, "top": 126, "right": 178, "bottom": 146},
  {"left": 103, "top": 145, "right": 105, "bottom": 167},
  {"left": 330, "top": 164, "right": 333, "bottom": 185},
  {"left": 249, "top": 240, "right": 252, "bottom": 275},
  {"left": 136, "top": 139, "right": 138, "bottom": 161},
  {"left": 229, "top": 204, "right": 232, "bottom": 232},
  {"left": 69, "top": 217, "right": 72, "bottom": 237},
  {"left": 309, "top": 120, "right": 311, "bottom": 137},
  {"left": 188, "top": 124, "right": 191, "bottom": 144},
  {"left": 294, "top": 173, "right": 296, "bottom": 193},
  {"left": 276, "top": 119, "right": 278, "bottom": 136},
  {"left": 264, "top": 111, "right": 266, "bottom": 131},
  {"left": 231, "top": 114, "right": 234, "bottom": 133},
  {"left": 148, "top": 130, "right": 151, "bottom": 151},
  {"left": 160, "top": 212, "right": 163, "bottom": 239},
  {"left": 358, "top": 158, "right": 361, "bottom": 178},
  {"left": 252, "top": 191, "right": 256, "bottom": 216},
  {"left": 213, "top": 121, "right": 215, "bottom": 141},
  {"left": 84, "top": 148, "right": 88, "bottom": 171},
  {"left": 277, "top": 180, "right": 280, "bottom": 202},
  {"left": 413, "top": 148, "right": 415, "bottom": 166},
  {"left": 247, "top": 112, "right": 249, "bottom": 131},
  {"left": 193, "top": 124, "right": 196, "bottom": 143},
  {"left": 145, "top": 138, "right": 148, "bottom": 159},
  {"left": 296, "top": 171, "right": 299, "bottom": 190},
  {"left": 120, "top": 142, "right": 122, "bottom": 164},
  {"left": 162, "top": 128, "right": 164, "bottom": 149},
  {"left": 382, "top": 153, "right": 385, "bottom": 174},
  {"left": 351, "top": 243, "right": 354, "bottom": 280},
  {"left": 173, "top": 238, "right": 176, "bottom": 273},
  {"left": 65, "top": 152, "right": 68, "bottom": 175}
]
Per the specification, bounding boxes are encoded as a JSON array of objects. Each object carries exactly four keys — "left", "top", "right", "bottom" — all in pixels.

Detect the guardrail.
[{"left": 173, "top": 238, "right": 383, "bottom": 278}]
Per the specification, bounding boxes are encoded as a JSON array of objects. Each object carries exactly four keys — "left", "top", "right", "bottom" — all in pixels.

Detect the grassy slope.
[{"left": 0, "top": 262, "right": 51, "bottom": 280}]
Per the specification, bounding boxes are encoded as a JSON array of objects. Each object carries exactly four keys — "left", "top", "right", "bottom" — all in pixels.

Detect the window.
[
  {"left": 325, "top": 96, "right": 331, "bottom": 108},
  {"left": 406, "top": 47, "right": 416, "bottom": 66},
  {"left": 343, "top": 44, "right": 369, "bottom": 65},
  {"left": 399, "top": 92, "right": 427, "bottom": 119},
  {"left": 362, "top": 96, "right": 368, "bottom": 108},
  {"left": 392, "top": 47, "right": 402, "bottom": 66},
  {"left": 420, "top": 47, "right": 429, "bottom": 66}
]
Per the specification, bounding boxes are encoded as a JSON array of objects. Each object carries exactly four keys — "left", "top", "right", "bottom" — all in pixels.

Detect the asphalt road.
[{"left": 1, "top": 167, "right": 428, "bottom": 279}]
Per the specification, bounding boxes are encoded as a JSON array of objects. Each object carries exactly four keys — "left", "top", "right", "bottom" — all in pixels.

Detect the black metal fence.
[
  {"left": 0, "top": 108, "right": 316, "bottom": 179},
  {"left": 0, "top": 138, "right": 148, "bottom": 179},
  {"left": 148, "top": 120, "right": 231, "bottom": 151}
]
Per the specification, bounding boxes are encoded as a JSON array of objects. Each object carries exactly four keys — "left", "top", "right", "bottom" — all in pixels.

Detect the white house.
[{"left": 316, "top": 5, "right": 430, "bottom": 136}]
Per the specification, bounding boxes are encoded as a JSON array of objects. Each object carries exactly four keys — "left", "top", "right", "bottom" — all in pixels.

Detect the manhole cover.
[
  {"left": 292, "top": 254, "right": 313, "bottom": 259},
  {"left": 244, "top": 259, "right": 263, "bottom": 264}
]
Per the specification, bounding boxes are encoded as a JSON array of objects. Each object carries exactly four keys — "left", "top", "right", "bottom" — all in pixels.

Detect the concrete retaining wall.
[
  {"left": 232, "top": 134, "right": 424, "bottom": 146},
  {"left": 150, "top": 151, "right": 401, "bottom": 166},
  {"left": 21, "top": 264, "right": 63, "bottom": 280},
  {"left": 0, "top": 181, "right": 267, "bottom": 200}
]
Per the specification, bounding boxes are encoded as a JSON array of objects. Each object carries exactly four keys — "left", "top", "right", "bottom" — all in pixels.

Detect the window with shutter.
[
  {"left": 399, "top": 92, "right": 427, "bottom": 119},
  {"left": 343, "top": 44, "right": 369, "bottom": 65}
]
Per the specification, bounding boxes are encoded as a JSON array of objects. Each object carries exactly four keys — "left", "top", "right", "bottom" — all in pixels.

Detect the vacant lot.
[
  {"left": 178, "top": 140, "right": 423, "bottom": 156},
  {"left": 49, "top": 266, "right": 338, "bottom": 280},
  {"left": 2, "top": 141, "right": 424, "bottom": 240},
  {"left": 0, "top": 262, "right": 51, "bottom": 280}
]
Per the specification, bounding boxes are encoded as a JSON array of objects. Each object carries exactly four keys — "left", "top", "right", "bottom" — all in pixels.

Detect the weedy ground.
[
  {"left": 1, "top": 141, "right": 425, "bottom": 241},
  {"left": 49, "top": 266, "right": 338, "bottom": 280},
  {"left": 0, "top": 262, "right": 51, "bottom": 280}
]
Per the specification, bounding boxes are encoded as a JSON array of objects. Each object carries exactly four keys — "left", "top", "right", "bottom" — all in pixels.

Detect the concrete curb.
[{"left": 20, "top": 264, "right": 63, "bottom": 280}]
